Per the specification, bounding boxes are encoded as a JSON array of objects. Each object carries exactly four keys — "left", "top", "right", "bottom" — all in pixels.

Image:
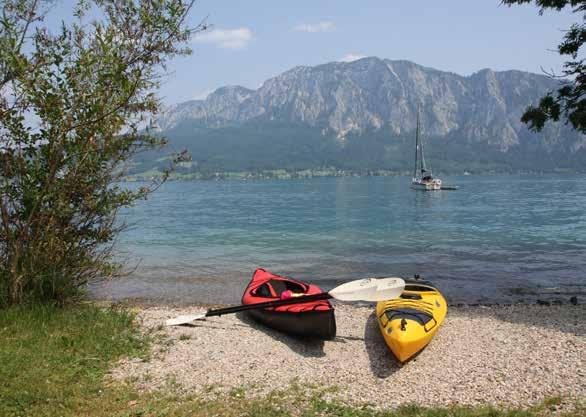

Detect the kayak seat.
[
  {"left": 400, "top": 293, "right": 422, "bottom": 300},
  {"left": 404, "top": 283, "right": 436, "bottom": 292},
  {"left": 255, "top": 284, "right": 273, "bottom": 298},
  {"left": 254, "top": 279, "right": 307, "bottom": 298},
  {"left": 385, "top": 308, "right": 433, "bottom": 326}
]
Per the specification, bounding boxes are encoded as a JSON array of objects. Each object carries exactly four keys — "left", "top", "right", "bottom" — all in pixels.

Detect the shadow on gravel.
[
  {"left": 177, "top": 320, "right": 251, "bottom": 330},
  {"left": 235, "top": 312, "right": 326, "bottom": 358},
  {"left": 454, "top": 305, "right": 586, "bottom": 337},
  {"left": 334, "top": 335, "right": 364, "bottom": 342},
  {"left": 364, "top": 312, "right": 401, "bottom": 378}
]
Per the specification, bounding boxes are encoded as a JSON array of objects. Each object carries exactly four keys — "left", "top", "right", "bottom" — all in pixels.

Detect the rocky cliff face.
[
  {"left": 157, "top": 85, "right": 254, "bottom": 130},
  {"left": 139, "top": 57, "right": 586, "bottom": 174},
  {"left": 156, "top": 57, "right": 579, "bottom": 153}
]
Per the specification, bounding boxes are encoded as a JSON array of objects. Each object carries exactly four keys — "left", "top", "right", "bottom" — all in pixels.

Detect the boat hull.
[
  {"left": 246, "top": 308, "right": 336, "bottom": 340},
  {"left": 242, "top": 268, "right": 336, "bottom": 340},
  {"left": 376, "top": 281, "right": 447, "bottom": 362},
  {"left": 411, "top": 180, "right": 442, "bottom": 191}
]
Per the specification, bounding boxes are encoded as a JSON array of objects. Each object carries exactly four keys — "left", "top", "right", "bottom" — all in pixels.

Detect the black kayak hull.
[{"left": 246, "top": 308, "right": 336, "bottom": 340}]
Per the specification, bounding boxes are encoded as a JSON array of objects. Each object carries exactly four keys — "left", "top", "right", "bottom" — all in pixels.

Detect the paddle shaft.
[{"left": 204, "top": 292, "right": 333, "bottom": 317}]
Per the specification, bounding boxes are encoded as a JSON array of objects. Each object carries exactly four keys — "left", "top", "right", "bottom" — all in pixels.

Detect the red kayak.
[{"left": 241, "top": 268, "right": 336, "bottom": 340}]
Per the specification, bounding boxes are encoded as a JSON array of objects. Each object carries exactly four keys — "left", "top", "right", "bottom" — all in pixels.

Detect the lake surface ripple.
[{"left": 91, "top": 175, "right": 586, "bottom": 304}]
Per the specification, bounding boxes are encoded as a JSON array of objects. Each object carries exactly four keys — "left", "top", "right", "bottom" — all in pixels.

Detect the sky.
[{"left": 46, "top": 0, "right": 580, "bottom": 105}]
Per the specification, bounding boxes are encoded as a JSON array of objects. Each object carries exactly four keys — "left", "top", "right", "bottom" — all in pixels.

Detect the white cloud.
[
  {"left": 294, "top": 21, "right": 335, "bottom": 33},
  {"left": 340, "top": 53, "right": 367, "bottom": 62},
  {"left": 193, "top": 27, "right": 253, "bottom": 49}
]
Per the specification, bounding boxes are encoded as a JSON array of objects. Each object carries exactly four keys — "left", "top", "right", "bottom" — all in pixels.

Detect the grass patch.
[
  {"left": 0, "top": 304, "right": 583, "bottom": 417},
  {"left": 0, "top": 303, "right": 149, "bottom": 417},
  {"left": 75, "top": 388, "right": 584, "bottom": 417}
]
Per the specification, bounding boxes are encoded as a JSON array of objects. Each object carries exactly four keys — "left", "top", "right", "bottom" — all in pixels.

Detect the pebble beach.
[{"left": 113, "top": 303, "right": 585, "bottom": 410}]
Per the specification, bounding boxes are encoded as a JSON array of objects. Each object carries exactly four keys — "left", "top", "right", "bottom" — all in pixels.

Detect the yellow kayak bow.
[{"left": 376, "top": 280, "right": 447, "bottom": 363}]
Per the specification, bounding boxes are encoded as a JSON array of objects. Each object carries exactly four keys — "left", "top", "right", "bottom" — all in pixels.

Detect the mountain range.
[{"left": 131, "top": 57, "right": 586, "bottom": 177}]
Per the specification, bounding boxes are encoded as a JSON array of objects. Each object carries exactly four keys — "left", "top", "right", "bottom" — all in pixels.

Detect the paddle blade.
[
  {"left": 328, "top": 277, "right": 405, "bottom": 302},
  {"left": 328, "top": 277, "right": 379, "bottom": 301},
  {"left": 370, "top": 277, "right": 405, "bottom": 301},
  {"left": 165, "top": 313, "right": 206, "bottom": 326}
]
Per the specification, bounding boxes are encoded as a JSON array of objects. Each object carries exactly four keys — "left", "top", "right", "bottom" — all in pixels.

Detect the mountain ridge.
[{"left": 134, "top": 57, "right": 586, "bottom": 176}]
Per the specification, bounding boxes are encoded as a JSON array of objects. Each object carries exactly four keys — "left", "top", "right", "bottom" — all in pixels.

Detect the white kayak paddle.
[{"left": 166, "top": 276, "right": 405, "bottom": 326}]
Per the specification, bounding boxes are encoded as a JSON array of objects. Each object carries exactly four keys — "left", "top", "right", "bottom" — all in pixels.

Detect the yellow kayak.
[{"left": 376, "top": 280, "right": 447, "bottom": 363}]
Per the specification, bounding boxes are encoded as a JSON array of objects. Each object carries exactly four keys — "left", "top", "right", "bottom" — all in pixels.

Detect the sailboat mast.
[
  {"left": 413, "top": 109, "right": 420, "bottom": 178},
  {"left": 420, "top": 126, "right": 427, "bottom": 173}
]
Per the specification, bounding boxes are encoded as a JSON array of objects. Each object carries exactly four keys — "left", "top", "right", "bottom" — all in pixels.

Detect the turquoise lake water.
[{"left": 91, "top": 175, "right": 586, "bottom": 304}]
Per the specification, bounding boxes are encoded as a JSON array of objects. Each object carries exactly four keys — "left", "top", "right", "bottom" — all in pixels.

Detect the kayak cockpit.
[
  {"left": 384, "top": 308, "right": 434, "bottom": 326},
  {"left": 253, "top": 279, "right": 307, "bottom": 298}
]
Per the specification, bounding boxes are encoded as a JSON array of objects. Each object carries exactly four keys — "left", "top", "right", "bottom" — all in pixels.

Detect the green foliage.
[
  {"left": 127, "top": 121, "right": 586, "bottom": 177},
  {"left": 0, "top": 304, "right": 150, "bottom": 416},
  {"left": 0, "top": 0, "right": 202, "bottom": 305},
  {"left": 502, "top": 0, "right": 586, "bottom": 133}
]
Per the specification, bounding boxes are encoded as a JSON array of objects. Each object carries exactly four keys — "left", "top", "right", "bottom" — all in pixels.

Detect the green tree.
[
  {"left": 0, "top": 0, "right": 205, "bottom": 306},
  {"left": 502, "top": 0, "right": 586, "bottom": 133}
]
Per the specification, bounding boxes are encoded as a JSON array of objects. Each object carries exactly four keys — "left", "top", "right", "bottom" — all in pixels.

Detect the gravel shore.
[{"left": 113, "top": 303, "right": 585, "bottom": 409}]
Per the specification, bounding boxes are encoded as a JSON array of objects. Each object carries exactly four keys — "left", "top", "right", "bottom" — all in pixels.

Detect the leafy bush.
[{"left": 0, "top": 0, "right": 203, "bottom": 306}]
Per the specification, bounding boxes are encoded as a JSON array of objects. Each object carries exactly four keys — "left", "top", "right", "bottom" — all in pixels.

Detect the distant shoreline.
[{"left": 123, "top": 169, "right": 586, "bottom": 182}]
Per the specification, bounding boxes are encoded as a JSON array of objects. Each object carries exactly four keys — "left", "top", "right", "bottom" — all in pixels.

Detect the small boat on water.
[
  {"left": 242, "top": 268, "right": 336, "bottom": 340},
  {"left": 376, "top": 278, "right": 447, "bottom": 362},
  {"left": 411, "top": 109, "right": 442, "bottom": 191}
]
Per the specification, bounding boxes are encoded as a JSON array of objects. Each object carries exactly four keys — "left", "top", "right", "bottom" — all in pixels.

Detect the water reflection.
[{"left": 93, "top": 174, "right": 586, "bottom": 304}]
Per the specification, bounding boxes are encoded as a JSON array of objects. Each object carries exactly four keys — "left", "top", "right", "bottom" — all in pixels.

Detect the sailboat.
[{"left": 411, "top": 109, "right": 442, "bottom": 191}]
